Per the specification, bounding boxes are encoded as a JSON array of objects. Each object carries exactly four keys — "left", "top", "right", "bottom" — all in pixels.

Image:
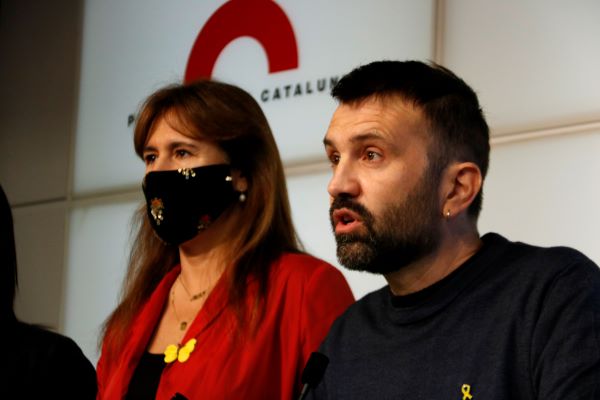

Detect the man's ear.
[{"left": 440, "top": 162, "right": 482, "bottom": 218}]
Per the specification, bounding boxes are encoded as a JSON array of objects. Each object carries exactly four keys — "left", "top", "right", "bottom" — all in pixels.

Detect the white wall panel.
[
  {"left": 443, "top": 0, "right": 600, "bottom": 135},
  {"left": 0, "top": 0, "right": 79, "bottom": 204},
  {"left": 480, "top": 130, "right": 600, "bottom": 265},
  {"left": 13, "top": 203, "right": 67, "bottom": 328},
  {"left": 73, "top": 0, "right": 434, "bottom": 194},
  {"left": 63, "top": 200, "right": 140, "bottom": 363}
]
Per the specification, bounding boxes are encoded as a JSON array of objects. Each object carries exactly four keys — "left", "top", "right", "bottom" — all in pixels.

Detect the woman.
[
  {"left": 97, "top": 80, "right": 354, "bottom": 399},
  {"left": 1, "top": 184, "right": 97, "bottom": 398}
]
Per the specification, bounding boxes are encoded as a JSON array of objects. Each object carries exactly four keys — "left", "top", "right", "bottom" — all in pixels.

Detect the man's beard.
[{"left": 330, "top": 169, "right": 442, "bottom": 275}]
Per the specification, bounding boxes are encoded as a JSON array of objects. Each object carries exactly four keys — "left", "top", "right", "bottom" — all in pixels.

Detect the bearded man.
[{"left": 309, "top": 60, "right": 600, "bottom": 399}]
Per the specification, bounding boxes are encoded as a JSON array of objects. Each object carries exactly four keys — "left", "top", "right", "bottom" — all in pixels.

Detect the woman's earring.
[{"left": 239, "top": 192, "right": 247, "bottom": 203}]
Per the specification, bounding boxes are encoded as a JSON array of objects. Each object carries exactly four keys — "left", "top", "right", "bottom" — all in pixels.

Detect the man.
[{"left": 311, "top": 61, "right": 600, "bottom": 399}]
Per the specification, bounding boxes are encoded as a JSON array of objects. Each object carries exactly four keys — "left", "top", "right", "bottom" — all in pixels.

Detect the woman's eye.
[
  {"left": 329, "top": 153, "right": 340, "bottom": 165},
  {"left": 144, "top": 154, "right": 156, "bottom": 164},
  {"left": 175, "top": 149, "right": 190, "bottom": 158}
]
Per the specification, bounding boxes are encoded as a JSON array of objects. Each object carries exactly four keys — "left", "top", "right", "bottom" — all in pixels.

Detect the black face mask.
[{"left": 142, "top": 164, "right": 238, "bottom": 245}]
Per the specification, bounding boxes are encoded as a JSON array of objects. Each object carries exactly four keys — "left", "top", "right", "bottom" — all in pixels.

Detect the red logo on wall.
[{"left": 184, "top": 0, "right": 299, "bottom": 83}]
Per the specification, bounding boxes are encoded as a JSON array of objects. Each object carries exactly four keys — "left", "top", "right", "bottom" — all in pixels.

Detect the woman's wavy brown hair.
[{"left": 101, "top": 80, "right": 301, "bottom": 353}]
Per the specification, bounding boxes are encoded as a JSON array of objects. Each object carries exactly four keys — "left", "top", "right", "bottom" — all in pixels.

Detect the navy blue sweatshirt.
[{"left": 310, "top": 233, "right": 600, "bottom": 399}]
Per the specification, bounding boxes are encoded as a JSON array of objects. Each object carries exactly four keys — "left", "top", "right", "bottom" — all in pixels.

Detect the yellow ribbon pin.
[
  {"left": 461, "top": 384, "right": 473, "bottom": 400},
  {"left": 163, "top": 338, "right": 197, "bottom": 364}
]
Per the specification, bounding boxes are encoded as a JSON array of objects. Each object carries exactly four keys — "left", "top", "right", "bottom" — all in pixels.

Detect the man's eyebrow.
[
  {"left": 349, "top": 132, "right": 384, "bottom": 143},
  {"left": 323, "top": 132, "right": 384, "bottom": 147}
]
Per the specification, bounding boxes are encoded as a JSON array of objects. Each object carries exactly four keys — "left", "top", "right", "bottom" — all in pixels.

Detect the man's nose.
[{"left": 327, "top": 160, "right": 360, "bottom": 199}]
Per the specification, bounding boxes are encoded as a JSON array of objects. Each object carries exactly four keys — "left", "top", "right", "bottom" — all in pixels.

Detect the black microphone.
[{"left": 298, "top": 352, "right": 329, "bottom": 400}]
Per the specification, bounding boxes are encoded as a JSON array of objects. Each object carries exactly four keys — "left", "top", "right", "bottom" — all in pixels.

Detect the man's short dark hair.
[{"left": 332, "top": 60, "right": 490, "bottom": 219}]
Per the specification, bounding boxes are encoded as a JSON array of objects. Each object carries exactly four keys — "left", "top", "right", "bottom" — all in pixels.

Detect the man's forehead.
[{"left": 326, "top": 95, "right": 425, "bottom": 141}]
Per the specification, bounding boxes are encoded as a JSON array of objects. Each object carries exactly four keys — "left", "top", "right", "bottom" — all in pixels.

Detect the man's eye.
[
  {"left": 329, "top": 154, "right": 340, "bottom": 165},
  {"left": 366, "top": 151, "right": 381, "bottom": 161}
]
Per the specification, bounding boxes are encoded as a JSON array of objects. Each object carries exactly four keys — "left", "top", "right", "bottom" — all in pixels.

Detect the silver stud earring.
[
  {"left": 239, "top": 192, "right": 246, "bottom": 202},
  {"left": 445, "top": 210, "right": 451, "bottom": 219}
]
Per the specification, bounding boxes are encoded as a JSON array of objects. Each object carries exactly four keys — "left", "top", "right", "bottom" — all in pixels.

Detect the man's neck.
[{"left": 384, "top": 230, "right": 482, "bottom": 296}]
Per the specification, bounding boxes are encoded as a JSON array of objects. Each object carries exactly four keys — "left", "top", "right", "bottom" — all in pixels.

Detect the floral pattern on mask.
[{"left": 150, "top": 198, "right": 165, "bottom": 225}]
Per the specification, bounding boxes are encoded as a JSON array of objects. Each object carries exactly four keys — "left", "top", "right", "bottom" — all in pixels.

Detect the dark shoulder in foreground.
[{"left": 3, "top": 322, "right": 97, "bottom": 399}]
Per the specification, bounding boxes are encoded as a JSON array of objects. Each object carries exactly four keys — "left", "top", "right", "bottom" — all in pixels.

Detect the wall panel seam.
[
  {"left": 45, "top": 119, "right": 600, "bottom": 206},
  {"left": 433, "top": 0, "right": 445, "bottom": 64}
]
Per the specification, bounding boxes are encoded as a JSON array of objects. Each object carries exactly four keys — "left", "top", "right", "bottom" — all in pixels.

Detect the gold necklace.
[
  {"left": 178, "top": 275, "right": 208, "bottom": 301},
  {"left": 170, "top": 286, "right": 189, "bottom": 331}
]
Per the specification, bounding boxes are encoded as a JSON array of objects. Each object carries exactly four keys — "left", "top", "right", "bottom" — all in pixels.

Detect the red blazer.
[{"left": 97, "top": 253, "right": 354, "bottom": 399}]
